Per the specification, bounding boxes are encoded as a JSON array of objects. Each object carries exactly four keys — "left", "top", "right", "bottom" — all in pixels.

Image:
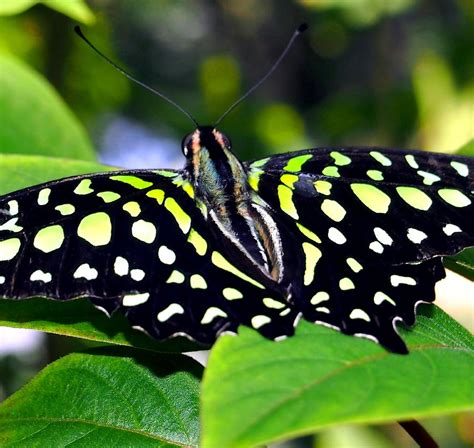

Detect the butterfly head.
[
  {"left": 182, "top": 126, "right": 247, "bottom": 207},
  {"left": 181, "top": 126, "right": 232, "bottom": 159}
]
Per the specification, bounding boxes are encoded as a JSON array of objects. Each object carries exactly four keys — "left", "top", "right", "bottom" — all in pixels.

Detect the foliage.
[
  {"left": 0, "top": 55, "right": 95, "bottom": 160},
  {"left": 0, "top": 1, "right": 473, "bottom": 447},
  {"left": 0, "top": 348, "right": 202, "bottom": 447},
  {"left": 0, "top": 0, "right": 94, "bottom": 24},
  {"left": 201, "top": 306, "right": 473, "bottom": 447}
]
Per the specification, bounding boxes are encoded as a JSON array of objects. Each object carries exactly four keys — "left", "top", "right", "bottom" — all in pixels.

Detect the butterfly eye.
[{"left": 181, "top": 133, "right": 193, "bottom": 157}]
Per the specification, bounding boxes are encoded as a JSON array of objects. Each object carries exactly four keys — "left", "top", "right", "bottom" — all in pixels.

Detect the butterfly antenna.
[
  {"left": 214, "top": 23, "right": 308, "bottom": 127},
  {"left": 74, "top": 26, "right": 199, "bottom": 127}
]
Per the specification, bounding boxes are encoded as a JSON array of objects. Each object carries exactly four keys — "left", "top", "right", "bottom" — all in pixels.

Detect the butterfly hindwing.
[
  {"left": 0, "top": 170, "right": 298, "bottom": 344},
  {"left": 246, "top": 147, "right": 473, "bottom": 351}
]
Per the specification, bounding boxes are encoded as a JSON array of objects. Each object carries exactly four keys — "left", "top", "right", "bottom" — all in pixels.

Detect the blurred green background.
[{"left": 0, "top": 0, "right": 473, "bottom": 447}]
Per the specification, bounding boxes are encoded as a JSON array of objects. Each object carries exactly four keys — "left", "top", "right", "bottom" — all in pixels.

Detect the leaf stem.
[{"left": 398, "top": 420, "right": 438, "bottom": 448}]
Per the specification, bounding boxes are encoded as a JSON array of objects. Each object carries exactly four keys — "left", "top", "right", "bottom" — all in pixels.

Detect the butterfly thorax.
[{"left": 183, "top": 126, "right": 286, "bottom": 284}]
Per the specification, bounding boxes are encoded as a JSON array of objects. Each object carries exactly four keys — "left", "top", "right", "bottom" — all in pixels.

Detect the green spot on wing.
[
  {"left": 438, "top": 188, "right": 471, "bottom": 208},
  {"left": 33, "top": 225, "right": 64, "bottom": 253},
  {"left": 314, "top": 180, "right": 332, "bottom": 195},
  {"left": 78, "top": 212, "right": 112, "bottom": 246},
  {"left": 164, "top": 197, "right": 192, "bottom": 233},
  {"left": 277, "top": 184, "right": 299, "bottom": 219},
  {"left": 370, "top": 151, "right": 392, "bottom": 166},
  {"left": 280, "top": 174, "right": 298, "bottom": 189},
  {"left": 350, "top": 183, "right": 391, "bottom": 213},
  {"left": 110, "top": 175, "right": 153, "bottom": 190},
  {"left": 396, "top": 186, "right": 432, "bottom": 211},
  {"left": 330, "top": 151, "right": 351, "bottom": 166},
  {"left": 366, "top": 170, "right": 384, "bottom": 181},
  {"left": 250, "top": 157, "right": 270, "bottom": 168},
  {"left": 97, "top": 191, "right": 120, "bottom": 203},
  {"left": 322, "top": 166, "right": 340, "bottom": 178},
  {"left": 155, "top": 170, "right": 179, "bottom": 178},
  {"left": 146, "top": 189, "right": 165, "bottom": 204},
  {"left": 211, "top": 251, "right": 264, "bottom": 289},
  {"left": 0, "top": 238, "right": 21, "bottom": 261},
  {"left": 283, "top": 154, "right": 312, "bottom": 172}
]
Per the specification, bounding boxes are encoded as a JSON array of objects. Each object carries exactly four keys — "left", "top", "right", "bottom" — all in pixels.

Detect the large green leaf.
[
  {"left": 0, "top": 55, "right": 95, "bottom": 160},
  {"left": 0, "top": 154, "right": 112, "bottom": 195},
  {"left": 201, "top": 305, "right": 474, "bottom": 448},
  {"left": 0, "top": 0, "right": 95, "bottom": 24},
  {"left": 0, "top": 348, "right": 202, "bottom": 446}
]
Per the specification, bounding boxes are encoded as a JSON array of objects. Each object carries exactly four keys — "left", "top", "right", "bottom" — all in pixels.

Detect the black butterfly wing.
[
  {"left": 246, "top": 148, "right": 473, "bottom": 352},
  {"left": 0, "top": 170, "right": 298, "bottom": 344}
]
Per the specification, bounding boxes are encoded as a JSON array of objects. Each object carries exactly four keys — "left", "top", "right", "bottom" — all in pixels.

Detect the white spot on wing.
[
  {"left": 8, "top": 200, "right": 19, "bottom": 216},
  {"left": 201, "top": 307, "right": 228, "bottom": 324},
  {"left": 251, "top": 315, "right": 271, "bottom": 329},
  {"left": 37, "top": 188, "right": 51, "bottom": 206},
  {"left": 450, "top": 161, "right": 469, "bottom": 177},
  {"left": 157, "top": 303, "right": 184, "bottom": 322},
  {"left": 443, "top": 223, "right": 462, "bottom": 236},
  {"left": 73, "top": 263, "right": 98, "bottom": 280},
  {"left": 158, "top": 246, "right": 176, "bottom": 265},
  {"left": 390, "top": 275, "right": 416, "bottom": 286},
  {"left": 130, "top": 269, "right": 145, "bottom": 281},
  {"left": 349, "top": 308, "right": 371, "bottom": 321},
  {"left": 374, "top": 291, "right": 396, "bottom": 306},
  {"left": 222, "top": 287, "right": 243, "bottom": 300},
  {"left": 0, "top": 218, "right": 23, "bottom": 232},
  {"left": 374, "top": 227, "right": 393, "bottom": 246},
  {"left": 263, "top": 298, "right": 286, "bottom": 309},
  {"left": 132, "top": 220, "right": 157, "bottom": 244},
  {"left": 369, "top": 241, "right": 384, "bottom": 253},
  {"left": 311, "top": 291, "right": 329, "bottom": 305},
  {"left": 30, "top": 270, "right": 52, "bottom": 283},
  {"left": 123, "top": 293, "right": 150, "bottom": 307},
  {"left": 407, "top": 228, "right": 428, "bottom": 244},
  {"left": 339, "top": 277, "right": 355, "bottom": 290},
  {"left": 405, "top": 154, "right": 419, "bottom": 169},
  {"left": 114, "top": 256, "right": 129, "bottom": 276},
  {"left": 328, "top": 227, "right": 346, "bottom": 244},
  {"left": 315, "top": 307, "right": 330, "bottom": 314}
]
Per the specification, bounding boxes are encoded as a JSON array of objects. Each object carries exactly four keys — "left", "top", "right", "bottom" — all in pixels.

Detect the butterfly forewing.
[
  {"left": 246, "top": 147, "right": 473, "bottom": 351},
  {"left": 0, "top": 170, "right": 298, "bottom": 344}
]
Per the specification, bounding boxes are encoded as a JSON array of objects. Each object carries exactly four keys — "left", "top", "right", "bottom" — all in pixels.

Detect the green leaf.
[
  {"left": 201, "top": 305, "right": 474, "bottom": 448},
  {"left": 444, "top": 248, "right": 474, "bottom": 281},
  {"left": 0, "top": 55, "right": 95, "bottom": 161},
  {"left": 0, "top": 154, "right": 112, "bottom": 195},
  {"left": 455, "top": 139, "right": 474, "bottom": 157},
  {"left": 0, "top": 0, "right": 38, "bottom": 15},
  {"left": 0, "top": 347, "right": 202, "bottom": 446},
  {"left": 42, "top": 0, "right": 95, "bottom": 24},
  {"left": 0, "top": 0, "right": 95, "bottom": 24}
]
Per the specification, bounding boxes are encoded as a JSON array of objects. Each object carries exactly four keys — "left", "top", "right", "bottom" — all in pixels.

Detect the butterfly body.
[{"left": 0, "top": 126, "right": 473, "bottom": 353}]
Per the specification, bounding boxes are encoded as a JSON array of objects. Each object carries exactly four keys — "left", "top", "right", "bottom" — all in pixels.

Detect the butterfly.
[{"left": 0, "top": 25, "right": 472, "bottom": 354}]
